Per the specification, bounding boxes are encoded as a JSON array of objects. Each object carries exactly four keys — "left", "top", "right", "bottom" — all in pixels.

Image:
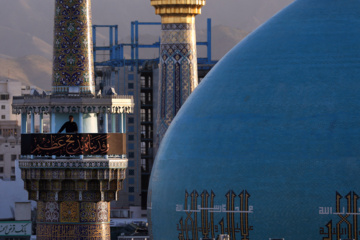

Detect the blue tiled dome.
[{"left": 148, "top": 0, "right": 360, "bottom": 239}]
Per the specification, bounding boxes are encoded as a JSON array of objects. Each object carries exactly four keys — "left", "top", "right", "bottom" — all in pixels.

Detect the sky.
[
  {"left": 0, "top": 0, "right": 293, "bottom": 58},
  {"left": 0, "top": 0, "right": 293, "bottom": 88}
]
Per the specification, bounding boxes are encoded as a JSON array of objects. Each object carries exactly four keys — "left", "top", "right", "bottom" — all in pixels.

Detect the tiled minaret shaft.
[
  {"left": 12, "top": 0, "right": 134, "bottom": 239},
  {"left": 151, "top": 0, "right": 206, "bottom": 141},
  {"left": 52, "top": 0, "right": 95, "bottom": 94}
]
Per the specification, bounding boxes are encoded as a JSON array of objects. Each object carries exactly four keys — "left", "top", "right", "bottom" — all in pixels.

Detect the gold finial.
[{"left": 150, "top": 0, "right": 206, "bottom": 23}]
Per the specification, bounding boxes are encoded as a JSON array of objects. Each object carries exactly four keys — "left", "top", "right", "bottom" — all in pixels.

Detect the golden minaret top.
[{"left": 150, "top": 0, "right": 206, "bottom": 23}]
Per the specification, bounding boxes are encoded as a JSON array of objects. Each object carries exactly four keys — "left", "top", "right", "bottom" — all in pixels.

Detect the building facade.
[{"left": 0, "top": 79, "right": 28, "bottom": 181}]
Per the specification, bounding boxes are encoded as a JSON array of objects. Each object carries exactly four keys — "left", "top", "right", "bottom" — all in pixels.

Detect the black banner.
[{"left": 21, "top": 133, "right": 126, "bottom": 156}]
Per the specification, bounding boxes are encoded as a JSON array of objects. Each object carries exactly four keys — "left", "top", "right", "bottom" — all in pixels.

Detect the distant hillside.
[
  {"left": 0, "top": 55, "right": 52, "bottom": 90},
  {"left": 0, "top": 24, "right": 249, "bottom": 90},
  {"left": 0, "top": 0, "right": 291, "bottom": 58},
  {"left": 198, "top": 25, "right": 249, "bottom": 60},
  {"left": 0, "top": 26, "right": 52, "bottom": 59}
]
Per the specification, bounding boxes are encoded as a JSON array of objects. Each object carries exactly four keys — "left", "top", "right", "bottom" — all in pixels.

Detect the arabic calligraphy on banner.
[
  {"left": 21, "top": 133, "right": 126, "bottom": 156},
  {"left": 175, "top": 190, "right": 253, "bottom": 240},
  {"left": 319, "top": 191, "right": 360, "bottom": 240},
  {"left": 0, "top": 222, "right": 32, "bottom": 236}
]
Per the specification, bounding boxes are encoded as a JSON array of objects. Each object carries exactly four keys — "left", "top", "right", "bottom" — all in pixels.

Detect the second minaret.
[{"left": 151, "top": 0, "right": 206, "bottom": 142}]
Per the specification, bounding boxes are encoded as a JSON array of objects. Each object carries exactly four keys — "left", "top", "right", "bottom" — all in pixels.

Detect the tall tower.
[
  {"left": 151, "top": 0, "right": 206, "bottom": 142},
  {"left": 12, "top": 0, "right": 134, "bottom": 239}
]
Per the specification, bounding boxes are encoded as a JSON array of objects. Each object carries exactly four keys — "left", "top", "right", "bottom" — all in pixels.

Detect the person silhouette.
[{"left": 58, "top": 115, "right": 78, "bottom": 133}]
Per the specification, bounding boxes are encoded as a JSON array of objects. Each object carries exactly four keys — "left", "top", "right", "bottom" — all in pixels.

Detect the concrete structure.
[
  {"left": 12, "top": 0, "right": 134, "bottom": 239},
  {"left": 14, "top": 202, "right": 32, "bottom": 221},
  {"left": 0, "top": 136, "right": 20, "bottom": 180},
  {"left": 0, "top": 79, "right": 21, "bottom": 122},
  {"left": 148, "top": 0, "right": 360, "bottom": 239},
  {"left": 150, "top": 0, "right": 206, "bottom": 142},
  {"left": 0, "top": 79, "right": 28, "bottom": 181}
]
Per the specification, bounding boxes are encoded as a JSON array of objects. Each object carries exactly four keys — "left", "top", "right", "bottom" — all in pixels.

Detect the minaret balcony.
[{"left": 18, "top": 133, "right": 128, "bottom": 202}]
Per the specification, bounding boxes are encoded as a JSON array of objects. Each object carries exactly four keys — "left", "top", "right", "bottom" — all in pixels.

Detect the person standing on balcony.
[{"left": 58, "top": 115, "right": 78, "bottom": 133}]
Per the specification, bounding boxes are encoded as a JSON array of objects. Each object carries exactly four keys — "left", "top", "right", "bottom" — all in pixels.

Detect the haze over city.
[{"left": 0, "top": 0, "right": 292, "bottom": 90}]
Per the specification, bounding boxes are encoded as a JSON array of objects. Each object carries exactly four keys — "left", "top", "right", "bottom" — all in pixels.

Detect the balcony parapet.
[
  {"left": 19, "top": 158, "right": 128, "bottom": 170},
  {"left": 12, "top": 95, "right": 134, "bottom": 114}
]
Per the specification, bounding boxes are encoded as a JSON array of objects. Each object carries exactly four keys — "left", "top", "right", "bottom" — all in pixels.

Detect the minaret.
[
  {"left": 151, "top": 0, "right": 206, "bottom": 142},
  {"left": 12, "top": 1, "right": 134, "bottom": 239}
]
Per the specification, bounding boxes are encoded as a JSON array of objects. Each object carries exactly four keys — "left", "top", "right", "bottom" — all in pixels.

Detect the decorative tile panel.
[
  {"left": 37, "top": 201, "right": 46, "bottom": 222},
  {"left": 36, "top": 223, "right": 110, "bottom": 240},
  {"left": 60, "top": 201, "right": 79, "bottom": 222},
  {"left": 52, "top": 0, "right": 94, "bottom": 94},
  {"left": 62, "top": 190, "right": 77, "bottom": 201},
  {"left": 80, "top": 202, "right": 96, "bottom": 222},
  {"left": 157, "top": 22, "right": 198, "bottom": 142},
  {"left": 45, "top": 201, "right": 60, "bottom": 222},
  {"left": 76, "top": 180, "right": 87, "bottom": 190},
  {"left": 96, "top": 202, "right": 109, "bottom": 222},
  {"left": 46, "top": 191, "right": 56, "bottom": 201},
  {"left": 51, "top": 180, "right": 61, "bottom": 191},
  {"left": 83, "top": 191, "right": 101, "bottom": 202}
]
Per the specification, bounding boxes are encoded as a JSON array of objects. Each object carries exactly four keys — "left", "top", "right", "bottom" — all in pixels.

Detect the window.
[
  {"left": 11, "top": 155, "right": 17, "bottom": 161},
  {"left": 128, "top": 117, "right": 134, "bottom": 124},
  {"left": 128, "top": 143, "right": 134, "bottom": 150},
  {"left": 10, "top": 176, "right": 15, "bottom": 181},
  {"left": 128, "top": 169, "right": 134, "bottom": 176},
  {"left": 1, "top": 115, "right": 5, "bottom": 119},
  {"left": 128, "top": 178, "right": 134, "bottom": 184},
  {"left": 128, "top": 152, "right": 134, "bottom": 158},
  {"left": 140, "top": 92, "right": 146, "bottom": 103},
  {"left": 147, "top": 109, "right": 152, "bottom": 122},
  {"left": 0, "top": 94, "right": 9, "bottom": 100},
  {"left": 128, "top": 160, "right": 134, "bottom": 167},
  {"left": 129, "top": 187, "right": 134, "bottom": 193},
  {"left": 0, "top": 155, "right": 3, "bottom": 161},
  {"left": 140, "top": 76, "right": 146, "bottom": 87},
  {"left": 128, "top": 83, "right": 134, "bottom": 89},
  {"left": 128, "top": 135, "right": 134, "bottom": 141},
  {"left": 128, "top": 74, "right": 134, "bottom": 81},
  {"left": 128, "top": 195, "right": 134, "bottom": 202},
  {"left": 140, "top": 109, "right": 145, "bottom": 122},
  {"left": 11, "top": 167, "right": 15, "bottom": 174},
  {"left": 141, "top": 142, "right": 146, "bottom": 154},
  {"left": 0, "top": 167, "right": 3, "bottom": 173},
  {"left": 141, "top": 159, "right": 147, "bottom": 171},
  {"left": 1, "top": 105, "right": 5, "bottom": 109}
]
